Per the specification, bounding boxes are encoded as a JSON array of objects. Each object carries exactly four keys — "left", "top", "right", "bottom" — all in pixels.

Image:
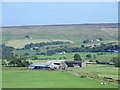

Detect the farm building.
[
  {"left": 24, "top": 35, "right": 32, "bottom": 40},
  {"left": 28, "top": 63, "right": 59, "bottom": 70},
  {"left": 96, "top": 61, "right": 114, "bottom": 65},
  {"left": 28, "top": 61, "right": 67, "bottom": 70},
  {"left": 55, "top": 51, "right": 66, "bottom": 55},
  {"left": 47, "top": 61, "right": 68, "bottom": 70},
  {"left": 28, "top": 64, "right": 51, "bottom": 69},
  {"left": 64, "top": 61, "right": 86, "bottom": 67},
  {"left": 28, "top": 60, "right": 86, "bottom": 70}
]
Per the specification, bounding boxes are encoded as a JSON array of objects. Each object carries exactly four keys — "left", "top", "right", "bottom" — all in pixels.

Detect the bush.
[
  {"left": 86, "top": 54, "right": 92, "bottom": 59},
  {"left": 89, "top": 59, "right": 94, "bottom": 62},
  {"left": 111, "top": 57, "right": 120, "bottom": 67},
  {"left": 74, "top": 54, "right": 82, "bottom": 61}
]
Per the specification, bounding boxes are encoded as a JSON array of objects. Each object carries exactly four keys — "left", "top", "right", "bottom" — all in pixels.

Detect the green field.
[
  {"left": 94, "top": 53, "right": 118, "bottom": 61},
  {"left": 4, "top": 52, "right": 118, "bottom": 64},
  {"left": 69, "top": 64, "right": 119, "bottom": 80},
  {"left": 27, "top": 52, "right": 118, "bottom": 62},
  {"left": 2, "top": 23, "right": 119, "bottom": 88},
  {"left": 13, "top": 49, "right": 36, "bottom": 55},
  {"left": 2, "top": 68, "right": 118, "bottom": 88}
]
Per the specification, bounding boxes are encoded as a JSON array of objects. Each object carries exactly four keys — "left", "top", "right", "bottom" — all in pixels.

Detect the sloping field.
[
  {"left": 2, "top": 70, "right": 117, "bottom": 88},
  {"left": 2, "top": 23, "right": 118, "bottom": 44},
  {"left": 5, "top": 39, "right": 73, "bottom": 48}
]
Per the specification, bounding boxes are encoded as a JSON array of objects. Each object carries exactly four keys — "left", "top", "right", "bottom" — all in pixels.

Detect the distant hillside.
[{"left": 2, "top": 23, "right": 118, "bottom": 44}]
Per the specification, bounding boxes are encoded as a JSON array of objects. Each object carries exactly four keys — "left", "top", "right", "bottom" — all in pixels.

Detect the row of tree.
[
  {"left": 24, "top": 41, "right": 70, "bottom": 49},
  {"left": 1, "top": 45, "right": 14, "bottom": 59},
  {"left": 36, "top": 43, "right": 119, "bottom": 56},
  {"left": 110, "top": 57, "right": 120, "bottom": 67},
  {"left": 2, "top": 56, "right": 31, "bottom": 67}
]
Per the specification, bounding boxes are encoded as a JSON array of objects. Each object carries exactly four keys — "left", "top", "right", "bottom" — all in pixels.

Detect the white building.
[{"left": 55, "top": 51, "right": 66, "bottom": 55}]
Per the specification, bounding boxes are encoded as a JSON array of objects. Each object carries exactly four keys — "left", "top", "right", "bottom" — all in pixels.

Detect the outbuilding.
[
  {"left": 28, "top": 62, "right": 60, "bottom": 70},
  {"left": 64, "top": 61, "right": 86, "bottom": 67}
]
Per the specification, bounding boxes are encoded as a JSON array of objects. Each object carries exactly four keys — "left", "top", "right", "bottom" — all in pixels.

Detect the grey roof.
[
  {"left": 29, "top": 64, "right": 50, "bottom": 67},
  {"left": 64, "top": 61, "right": 83, "bottom": 64},
  {"left": 32, "top": 61, "right": 62, "bottom": 66},
  {"left": 32, "top": 62, "right": 51, "bottom": 65}
]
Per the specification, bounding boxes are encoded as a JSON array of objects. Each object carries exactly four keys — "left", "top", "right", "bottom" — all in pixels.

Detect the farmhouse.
[
  {"left": 64, "top": 61, "right": 86, "bottom": 67},
  {"left": 55, "top": 51, "right": 66, "bottom": 55},
  {"left": 90, "top": 40, "right": 94, "bottom": 42},
  {"left": 95, "top": 38, "right": 102, "bottom": 41},
  {"left": 24, "top": 35, "right": 32, "bottom": 40},
  {"left": 47, "top": 61, "right": 68, "bottom": 70}
]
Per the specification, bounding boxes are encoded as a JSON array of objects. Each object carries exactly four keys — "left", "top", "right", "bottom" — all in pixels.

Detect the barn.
[
  {"left": 64, "top": 61, "right": 86, "bottom": 67},
  {"left": 28, "top": 64, "right": 51, "bottom": 69},
  {"left": 28, "top": 61, "right": 61, "bottom": 70},
  {"left": 28, "top": 61, "right": 86, "bottom": 70},
  {"left": 24, "top": 35, "right": 32, "bottom": 39}
]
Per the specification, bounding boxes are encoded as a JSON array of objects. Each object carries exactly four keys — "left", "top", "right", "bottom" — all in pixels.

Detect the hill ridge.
[
  {"left": 1, "top": 23, "right": 118, "bottom": 28},
  {"left": 2, "top": 23, "right": 118, "bottom": 44}
]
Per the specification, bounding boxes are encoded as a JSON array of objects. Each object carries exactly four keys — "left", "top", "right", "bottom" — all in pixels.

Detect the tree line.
[
  {"left": 2, "top": 55, "right": 31, "bottom": 67},
  {"left": 37, "top": 43, "right": 119, "bottom": 56},
  {"left": 1, "top": 45, "right": 14, "bottom": 59},
  {"left": 24, "top": 41, "right": 70, "bottom": 49}
]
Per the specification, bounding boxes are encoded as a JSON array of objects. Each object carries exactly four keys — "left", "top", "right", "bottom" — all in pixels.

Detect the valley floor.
[{"left": 2, "top": 67, "right": 118, "bottom": 88}]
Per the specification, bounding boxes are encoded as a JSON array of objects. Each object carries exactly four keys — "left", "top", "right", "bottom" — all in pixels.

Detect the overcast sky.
[{"left": 2, "top": 2, "right": 118, "bottom": 26}]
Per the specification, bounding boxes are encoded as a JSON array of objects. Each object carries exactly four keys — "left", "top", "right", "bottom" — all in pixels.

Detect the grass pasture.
[
  {"left": 13, "top": 49, "right": 36, "bottom": 55},
  {"left": 2, "top": 67, "right": 118, "bottom": 88},
  {"left": 31, "top": 52, "right": 118, "bottom": 62},
  {"left": 94, "top": 53, "right": 118, "bottom": 61},
  {"left": 70, "top": 65, "right": 119, "bottom": 80},
  {"left": 2, "top": 23, "right": 119, "bottom": 88}
]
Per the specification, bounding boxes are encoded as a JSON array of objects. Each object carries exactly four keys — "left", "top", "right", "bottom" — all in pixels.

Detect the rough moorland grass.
[
  {"left": 2, "top": 24, "right": 118, "bottom": 44},
  {"left": 2, "top": 69, "right": 117, "bottom": 88}
]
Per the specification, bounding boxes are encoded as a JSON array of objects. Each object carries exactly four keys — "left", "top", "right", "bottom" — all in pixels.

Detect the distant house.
[
  {"left": 90, "top": 40, "right": 94, "bottom": 42},
  {"left": 24, "top": 35, "right": 32, "bottom": 40},
  {"left": 96, "top": 61, "right": 114, "bottom": 65},
  {"left": 64, "top": 61, "right": 86, "bottom": 67},
  {"left": 33, "top": 47, "right": 39, "bottom": 50},
  {"left": 95, "top": 38, "right": 102, "bottom": 41},
  {"left": 88, "top": 45, "right": 94, "bottom": 48},
  {"left": 30, "top": 48, "right": 33, "bottom": 50},
  {"left": 96, "top": 39, "right": 100, "bottom": 41},
  {"left": 30, "top": 47, "right": 39, "bottom": 50},
  {"left": 113, "top": 50, "right": 119, "bottom": 53},
  {"left": 55, "top": 51, "right": 66, "bottom": 55}
]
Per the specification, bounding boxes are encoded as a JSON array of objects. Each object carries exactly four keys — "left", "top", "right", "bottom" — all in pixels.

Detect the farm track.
[{"left": 67, "top": 68, "right": 119, "bottom": 86}]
